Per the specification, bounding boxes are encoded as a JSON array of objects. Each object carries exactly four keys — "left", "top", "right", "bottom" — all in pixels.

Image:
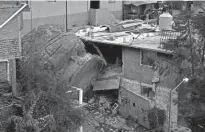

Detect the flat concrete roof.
[{"left": 76, "top": 31, "right": 174, "bottom": 54}]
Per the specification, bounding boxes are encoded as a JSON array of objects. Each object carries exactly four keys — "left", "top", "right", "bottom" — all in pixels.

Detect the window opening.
[
  {"left": 141, "top": 50, "right": 157, "bottom": 67},
  {"left": 141, "top": 85, "right": 155, "bottom": 99},
  {"left": 133, "top": 102, "right": 136, "bottom": 107},
  {"left": 90, "top": 0, "right": 100, "bottom": 9}
]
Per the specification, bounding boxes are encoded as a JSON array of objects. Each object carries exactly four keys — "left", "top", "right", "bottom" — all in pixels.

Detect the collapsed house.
[{"left": 76, "top": 6, "right": 192, "bottom": 132}]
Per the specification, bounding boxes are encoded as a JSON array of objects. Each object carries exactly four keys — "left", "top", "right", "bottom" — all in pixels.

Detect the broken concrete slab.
[
  {"left": 93, "top": 65, "right": 122, "bottom": 91},
  {"left": 93, "top": 79, "right": 120, "bottom": 91}
]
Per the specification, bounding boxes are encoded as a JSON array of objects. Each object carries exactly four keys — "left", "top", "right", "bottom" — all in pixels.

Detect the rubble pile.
[
  {"left": 83, "top": 96, "right": 137, "bottom": 132},
  {"left": 21, "top": 24, "right": 105, "bottom": 95}
]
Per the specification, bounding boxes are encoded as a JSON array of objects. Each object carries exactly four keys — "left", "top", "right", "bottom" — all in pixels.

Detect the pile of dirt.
[{"left": 21, "top": 24, "right": 105, "bottom": 95}]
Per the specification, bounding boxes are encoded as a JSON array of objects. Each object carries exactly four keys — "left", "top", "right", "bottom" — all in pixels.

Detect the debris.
[
  {"left": 88, "top": 98, "right": 95, "bottom": 104},
  {"left": 93, "top": 65, "right": 122, "bottom": 91}
]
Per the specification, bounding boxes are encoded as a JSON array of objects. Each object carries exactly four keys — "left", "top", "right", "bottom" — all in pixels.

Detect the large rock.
[{"left": 22, "top": 24, "right": 105, "bottom": 96}]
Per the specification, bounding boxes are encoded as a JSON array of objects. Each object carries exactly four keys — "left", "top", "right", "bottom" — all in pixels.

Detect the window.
[
  {"left": 90, "top": 0, "right": 100, "bottom": 9},
  {"left": 133, "top": 103, "right": 136, "bottom": 107},
  {"left": 140, "top": 84, "right": 155, "bottom": 99},
  {"left": 121, "top": 96, "right": 128, "bottom": 106},
  {"left": 141, "top": 50, "right": 157, "bottom": 67}
]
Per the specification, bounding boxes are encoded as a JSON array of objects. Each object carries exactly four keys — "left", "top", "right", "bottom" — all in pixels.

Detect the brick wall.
[
  {"left": 155, "top": 85, "right": 178, "bottom": 130},
  {"left": 0, "top": 39, "right": 19, "bottom": 59},
  {"left": 119, "top": 77, "right": 178, "bottom": 130},
  {"left": 122, "top": 47, "right": 154, "bottom": 84},
  {"left": 0, "top": 6, "right": 21, "bottom": 59},
  {"left": 122, "top": 47, "right": 180, "bottom": 88},
  {"left": 120, "top": 77, "right": 141, "bottom": 94},
  {"left": 118, "top": 79, "right": 152, "bottom": 128},
  {"left": 0, "top": 4, "right": 21, "bottom": 93}
]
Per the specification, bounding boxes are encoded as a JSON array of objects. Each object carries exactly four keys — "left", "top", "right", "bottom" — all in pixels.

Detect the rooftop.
[{"left": 76, "top": 24, "right": 180, "bottom": 54}]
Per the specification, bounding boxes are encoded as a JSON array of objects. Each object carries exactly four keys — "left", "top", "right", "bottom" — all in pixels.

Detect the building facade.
[
  {"left": 0, "top": 2, "right": 27, "bottom": 95},
  {"left": 22, "top": 0, "right": 123, "bottom": 35},
  {"left": 118, "top": 46, "right": 180, "bottom": 130}
]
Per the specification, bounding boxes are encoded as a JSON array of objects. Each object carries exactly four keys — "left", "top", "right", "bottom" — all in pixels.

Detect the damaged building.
[
  {"left": 118, "top": 41, "right": 179, "bottom": 130},
  {"left": 76, "top": 2, "right": 192, "bottom": 131}
]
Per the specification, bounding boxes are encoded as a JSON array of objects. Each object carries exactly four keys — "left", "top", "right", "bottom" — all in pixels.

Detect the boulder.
[{"left": 21, "top": 24, "right": 105, "bottom": 97}]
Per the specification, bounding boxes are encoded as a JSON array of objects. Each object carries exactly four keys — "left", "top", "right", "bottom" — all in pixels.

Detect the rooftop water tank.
[{"left": 159, "top": 11, "right": 173, "bottom": 31}]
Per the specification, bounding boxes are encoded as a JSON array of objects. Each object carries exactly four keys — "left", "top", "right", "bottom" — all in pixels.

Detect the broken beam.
[{"left": 92, "top": 43, "right": 107, "bottom": 65}]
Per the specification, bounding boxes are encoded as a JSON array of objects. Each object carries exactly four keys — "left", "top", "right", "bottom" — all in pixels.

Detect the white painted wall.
[
  {"left": 100, "top": 0, "right": 122, "bottom": 11},
  {"left": 23, "top": 0, "right": 65, "bottom": 19},
  {"left": 67, "top": 0, "right": 89, "bottom": 14},
  {"left": 23, "top": 0, "right": 122, "bottom": 20}
]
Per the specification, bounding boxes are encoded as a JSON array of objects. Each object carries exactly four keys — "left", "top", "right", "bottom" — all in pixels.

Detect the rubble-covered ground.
[{"left": 81, "top": 94, "right": 148, "bottom": 132}]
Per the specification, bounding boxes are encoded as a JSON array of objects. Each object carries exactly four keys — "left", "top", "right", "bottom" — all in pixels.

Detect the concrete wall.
[
  {"left": 122, "top": 47, "right": 154, "bottom": 84},
  {"left": 0, "top": 6, "right": 20, "bottom": 91},
  {"left": 118, "top": 84, "right": 151, "bottom": 128},
  {"left": 119, "top": 77, "right": 178, "bottom": 130},
  {"left": 122, "top": 47, "right": 180, "bottom": 88},
  {"left": 121, "top": 46, "right": 180, "bottom": 130},
  {"left": 0, "top": 8, "right": 19, "bottom": 40},
  {"left": 22, "top": 0, "right": 122, "bottom": 35}
]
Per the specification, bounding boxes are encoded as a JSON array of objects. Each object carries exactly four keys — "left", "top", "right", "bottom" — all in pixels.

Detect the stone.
[
  {"left": 88, "top": 98, "right": 95, "bottom": 104},
  {"left": 93, "top": 120, "right": 100, "bottom": 127},
  {"left": 22, "top": 25, "right": 105, "bottom": 99}
]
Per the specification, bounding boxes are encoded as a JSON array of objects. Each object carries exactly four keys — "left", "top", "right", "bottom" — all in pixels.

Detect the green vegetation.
[
  {"left": 164, "top": 3, "right": 205, "bottom": 130},
  {"left": 0, "top": 54, "right": 84, "bottom": 132},
  {"left": 148, "top": 107, "right": 166, "bottom": 130}
]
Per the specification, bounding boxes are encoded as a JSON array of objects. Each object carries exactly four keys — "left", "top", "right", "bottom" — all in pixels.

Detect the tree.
[
  {"left": 1, "top": 54, "right": 84, "bottom": 132},
  {"left": 164, "top": 2, "right": 205, "bottom": 126}
]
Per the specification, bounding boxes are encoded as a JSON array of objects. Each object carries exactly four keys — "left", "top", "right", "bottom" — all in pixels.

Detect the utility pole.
[
  {"left": 65, "top": 0, "right": 68, "bottom": 32},
  {"left": 168, "top": 78, "right": 189, "bottom": 132}
]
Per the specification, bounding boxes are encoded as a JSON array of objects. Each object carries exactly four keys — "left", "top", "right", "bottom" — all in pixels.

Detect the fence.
[{"left": 160, "top": 30, "right": 181, "bottom": 50}]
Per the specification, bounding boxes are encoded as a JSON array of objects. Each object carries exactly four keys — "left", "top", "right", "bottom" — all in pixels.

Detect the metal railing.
[{"left": 160, "top": 30, "right": 181, "bottom": 50}]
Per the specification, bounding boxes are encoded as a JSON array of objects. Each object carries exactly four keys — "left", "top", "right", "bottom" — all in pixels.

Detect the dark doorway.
[
  {"left": 84, "top": 42, "right": 123, "bottom": 65},
  {"left": 90, "top": 0, "right": 100, "bottom": 9}
]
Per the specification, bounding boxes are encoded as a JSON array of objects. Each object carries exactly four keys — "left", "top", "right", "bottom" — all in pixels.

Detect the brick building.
[
  {"left": 76, "top": 24, "right": 189, "bottom": 131},
  {"left": 0, "top": 2, "right": 28, "bottom": 95},
  {"left": 118, "top": 43, "right": 179, "bottom": 130}
]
